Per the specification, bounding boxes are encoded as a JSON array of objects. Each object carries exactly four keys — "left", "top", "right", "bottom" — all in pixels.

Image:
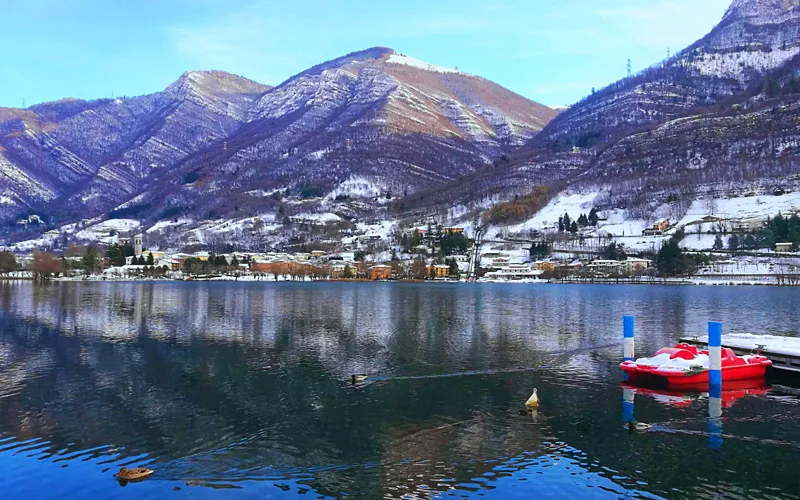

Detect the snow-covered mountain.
[
  {"left": 418, "top": 0, "right": 800, "bottom": 225},
  {"left": 0, "top": 71, "right": 269, "bottom": 223},
  {"left": 0, "top": 48, "right": 555, "bottom": 239}
]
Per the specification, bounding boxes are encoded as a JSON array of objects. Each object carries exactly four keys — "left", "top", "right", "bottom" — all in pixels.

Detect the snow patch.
[
  {"left": 387, "top": 54, "right": 462, "bottom": 74},
  {"left": 684, "top": 47, "right": 800, "bottom": 81},
  {"left": 326, "top": 177, "right": 388, "bottom": 200},
  {"left": 678, "top": 192, "right": 800, "bottom": 224}
]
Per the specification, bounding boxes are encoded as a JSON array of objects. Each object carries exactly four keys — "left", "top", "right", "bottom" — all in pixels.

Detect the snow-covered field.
[
  {"left": 679, "top": 192, "right": 800, "bottom": 225},
  {"left": 506, "top": 191, "right": 601, "bottom": 233},
  {"left": 499, "top": 187, "right": 800, "bottom": 256},
  {"left": 356, "top": 220, "right": 398, "bottom": 240}
]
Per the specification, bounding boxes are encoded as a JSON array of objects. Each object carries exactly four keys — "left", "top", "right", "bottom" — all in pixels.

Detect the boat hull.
[{"left": 621, "top": 361, "right": 771, "bottom": 387}]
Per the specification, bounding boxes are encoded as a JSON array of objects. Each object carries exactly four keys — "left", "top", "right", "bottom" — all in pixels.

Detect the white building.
[
  {"left": 484, "top": 264, "right": 545, "bottom": 282},
  {"left": 622, "top": 258, "right": 652, "bottom": 273}
]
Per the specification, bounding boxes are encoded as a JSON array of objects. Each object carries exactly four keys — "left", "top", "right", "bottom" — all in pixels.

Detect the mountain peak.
[
  {"left": 286, "top": 47, "right": 396, "bottom": 83},
  {"left": 166, "top": 70, "right": 269, "bottom": 100},
  {"left": 723, "top": 0, "right": 800, "bottom": 25}
]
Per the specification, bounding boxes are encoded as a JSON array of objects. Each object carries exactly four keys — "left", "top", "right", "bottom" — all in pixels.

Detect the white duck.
[{"left": 525, "top": 388, "right": 539, "bottom": 410}]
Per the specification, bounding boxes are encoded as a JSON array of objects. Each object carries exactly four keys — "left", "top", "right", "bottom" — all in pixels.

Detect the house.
[
  {"left": 311, "top": 250, "right": 326, "bottom": 258},
  {"left": 535, "top": 260, "right": 555, "bottom": 272},
  {"left": 643, "top": 218, "right": 671, "bottom": 236},
  {"left": 192, "top": 251, "right": 210, "bottom": 262},
  {"left": 369, "top": 265, "right": 392, "bottom": 280},
  {"left": 732, "top": 217, "right": 766, "bottom": 232},
  {"left": 776, "top": 242, "right": 794, "bottom": 253},
  {"left": 428, "top": 264, "right": 450, "bottom": 279},
  {"left": 485, "top": 256, "right": 511, "bottom": 269},
  {"left": 588, "top": 260, "right": 622, "bottom": 274},
  {"left": 157, "top": 258, "right": 182, "bottom": 271},
  {"left": 444, "top": 227, "right": 465, "bottom": 234},
  {"left": 484, "top": 264, "right": 544, "bottom": 281},
  {"left": 622, "top": 258, "right": 652, "bottom": 273},
  {"left": 329, "top": 263, "right": 348, "bottom": 279}
]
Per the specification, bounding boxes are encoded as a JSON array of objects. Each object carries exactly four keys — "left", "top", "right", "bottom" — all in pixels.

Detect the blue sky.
[{"left": 0, "top": 0, "right": 732, "bottom": 108}]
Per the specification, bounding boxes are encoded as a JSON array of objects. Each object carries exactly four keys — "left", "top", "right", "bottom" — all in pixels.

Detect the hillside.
[
  {"left": 395, "top": 0, "right": 800, "bottom": 229},
  {"left": 0, "top": 48, "right": 555, "bottom": 244}
]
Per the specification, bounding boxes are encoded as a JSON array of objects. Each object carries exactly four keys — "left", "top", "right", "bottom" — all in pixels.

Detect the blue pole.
[
  {"left": 708, "top": 382, "right": 723, "bottom": 449},
  {"left": 708, "top": 321, "right": 723, "bottom": 448},
  {"left": 623, "top": 316, "right": 635, "bottom": 382},
  {"left": 623, "top": 316, "right": 635, "bottom": 362},
  {"left": 622, "top": 387, "right": 635, "bottom": 423},
  {"left": 708, "top": 321, "right": 723, "bottom": 387}
]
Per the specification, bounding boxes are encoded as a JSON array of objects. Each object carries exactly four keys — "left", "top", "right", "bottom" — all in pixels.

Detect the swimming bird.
[
  {"left": 351, "top": 374, "right": 368, "bottom": 385},
  {"left": 525, "top": 388, "right": 539, "bottom": 410},
  {"left": 626, "top": 421, "right": 652, "bottom": 432},
  {"left": 114, "top": 467, "right": 154, "bottom": 480}
]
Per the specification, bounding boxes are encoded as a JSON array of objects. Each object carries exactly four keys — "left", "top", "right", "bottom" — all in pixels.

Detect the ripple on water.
[{"left": 1, "top": 283, "right": 800, "bottom": 499}]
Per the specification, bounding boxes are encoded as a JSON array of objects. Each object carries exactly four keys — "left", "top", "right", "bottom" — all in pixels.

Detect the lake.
[{"left": 1, "top": 282, "right": 799, "bottom": 499}]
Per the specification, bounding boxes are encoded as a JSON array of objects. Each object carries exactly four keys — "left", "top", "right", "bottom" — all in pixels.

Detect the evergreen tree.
[
  {"left": 601, "top": 243, "right": 627, "bottom": 261},
  {"left": 529, "top": 242, "right": 550, "bottom": 259},
  {"left": 569, "top": 221, "right": 579, "bottom": 234},
  {"left": 106, "top": 244, "right": 120, "bottom": 267},
  {"left": 588, "top": 208, "right": 599, "bottom": 226},
  {"left": 138, "top": 255, "right": 146, "bottom": 265},
  {"left": 448, "top": 258, "right": 460, "bottom": 277},
  {"left": 743, "top": 234, "right": 756, "bottom": 249},
  {"left": 563, "top": 213, "right": 572, "bottom": 229},
  {"left": 0, "top": 251, "right": 17, "bottom": 275},
  {"left": 577, "top": 214, "right": 589, "bottom": 227},
  {"left": 656, "top": 240, "right": 693, "bottom": 276},
  {"left": 713, "top": 234, "right": 724, "bottom": 251},
  {"left": 758, "top": 228, "right": 776, "bottom": 249},
  {"left": 728, "top": 234, "right": 740, "bottom": 252},
  {"left": 231, "top": 256, "right": 240, "bottom": 267},
  {"left": 146, "top": 252, "right": 155, "bottom": 266},
  {"left": 558, "top": 217, "right": 565, "bottom": 233},
  {"left": 81, "top": 246, "right": 99, "bottom": 273}
]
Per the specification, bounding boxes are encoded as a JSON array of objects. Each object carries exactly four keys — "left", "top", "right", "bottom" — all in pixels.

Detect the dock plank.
[{"left": 679, "top": 333, "right": 800, "bottom": 373}]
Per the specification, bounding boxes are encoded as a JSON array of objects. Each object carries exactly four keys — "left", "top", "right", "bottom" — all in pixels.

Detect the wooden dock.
[{"left": 679, "top": 333, "right": 800, "bottom": 373}]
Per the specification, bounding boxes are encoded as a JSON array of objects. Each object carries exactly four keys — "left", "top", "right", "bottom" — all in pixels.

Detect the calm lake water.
[{"left": 1, "top": 282, "right": 799, "bottom": 499}]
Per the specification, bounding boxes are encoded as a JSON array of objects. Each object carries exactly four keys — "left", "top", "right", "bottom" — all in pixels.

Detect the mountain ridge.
[{"left": 0, "top": 49, "right": 555, "bottom": 243}]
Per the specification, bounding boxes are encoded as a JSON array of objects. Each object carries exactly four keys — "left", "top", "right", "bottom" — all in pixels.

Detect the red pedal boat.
[{"left": 620, "top": 343, "right": 771, "bottom": 387}]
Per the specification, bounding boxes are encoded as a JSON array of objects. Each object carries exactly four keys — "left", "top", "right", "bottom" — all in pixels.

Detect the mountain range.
[
  {"left": 2, "top": 0, "right": 800, "bottom": 247},
  {"left": 0, "top": 48, "right": 555, "bottom": 240},
  {"left": 414, "top": 0, "right": 800, "bottom": 221}
]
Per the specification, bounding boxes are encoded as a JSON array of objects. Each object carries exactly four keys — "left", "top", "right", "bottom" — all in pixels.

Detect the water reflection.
[{"left": 0, "top": 282, "right": 799, "bottom": 499}]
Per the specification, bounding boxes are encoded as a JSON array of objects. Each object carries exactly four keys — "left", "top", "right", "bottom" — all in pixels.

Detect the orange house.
[
  {"left": 369, "top": 265, "right": 392, "bottom": 281},
  {"left": 428, "top": 265, "right": 450, "bottom": 279}
]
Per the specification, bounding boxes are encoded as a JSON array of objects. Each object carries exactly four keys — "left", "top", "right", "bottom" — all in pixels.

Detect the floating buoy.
[{"left": 525, "top": 388, "right": 539, "bottom": 410}]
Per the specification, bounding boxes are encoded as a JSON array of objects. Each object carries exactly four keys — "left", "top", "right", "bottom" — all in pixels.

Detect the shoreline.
[{"left": 1, "top": 275, "right": 798, "bottom": 287}]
